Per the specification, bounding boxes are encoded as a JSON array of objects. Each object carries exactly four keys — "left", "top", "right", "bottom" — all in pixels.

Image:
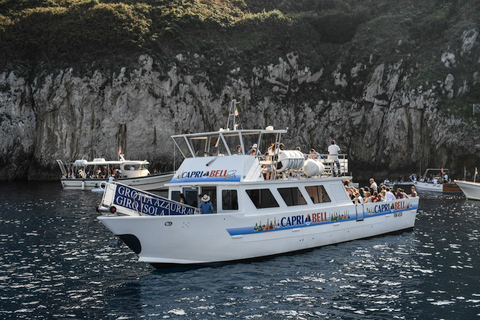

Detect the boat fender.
[
  {"left": 303, "top": 159, "right": 320, "bottom": 176},
  {"left": 110, "top": 206, "right": 117, "bottom": 213},
  {"left": 316, "top": 161, "right": 325, "bottom": 175}
]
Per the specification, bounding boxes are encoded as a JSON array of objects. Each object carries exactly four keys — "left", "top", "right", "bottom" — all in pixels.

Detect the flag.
[
  {"left": 476, "top": 167, "right": 478, "bottom": 175},
  {"left": 118, "top": 146, "right": 122, "bottom": 155},
  {"left": 234, "top": 108, "right": 239, "bottom": 116},
  {"left": 441, "top": 167, "right": 444, "bottom": 174}
]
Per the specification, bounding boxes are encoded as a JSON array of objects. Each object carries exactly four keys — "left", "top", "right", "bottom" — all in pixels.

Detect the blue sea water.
[{"left": 0, "top": 181, "right": 479, "bottom": 319}]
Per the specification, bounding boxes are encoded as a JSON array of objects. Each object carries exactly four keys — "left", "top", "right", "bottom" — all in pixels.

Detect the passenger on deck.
[
  {"left": 371, "top": 191, "right": 379, "bottom": 202},
  {"left": 267, "top": 143, "right": 275, "bottom": 160},
  {"left": 235, "top": 145, "right": 242, "bottom": 155},
  {"left": 199, "top": 194, "right": 214, "bottom": 214},
  {"left": 328, "top": 140, "right": 341, "bottom": 177},
  {"left": 396, "top": 188, "right": 405, "bottom": 199},
  {"left": 379, "top": 190, "right": 387, "bottom": 201},
  {"left": 359, "top": 188, "right": 366, "bottom": 198},
  {"left": 386, "top": 188, "right": 396, "bottom": 201},
  {"left": 247, "top": 144, "right": 258, "bottom": 155},
  {"left": 309, "top": 149, "right": 320, "bottom": 159},
  {"left": 179, "top": 193, "right": 186, "bottom": 204},
  {"left": 364, "top": 191, "right": 372, "bottom": 203},
  {"left": 369, "top": 178, "right": 378, "bottom": 193},
  {"left": 410, "top": 186, "right": 418, "bottom": 197}
]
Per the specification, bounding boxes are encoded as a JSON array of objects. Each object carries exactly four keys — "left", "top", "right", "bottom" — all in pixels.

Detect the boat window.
[
  {"left": 278, "top": 187, "right": 307, "bottom": 206},
  {"left": 246, "top": 189, "right": 280, "bottom": 209},
  {"left": 183, "top": 189, "right": 199, "bottom": 207},
  {"left": 305, "top": 185, "right": 331, "bottom": 203},
  {"left": 171, "top": 191, "right": 181, "bottom": 202},
  {"left": 222, "top": 190, "right": 239, "bottom": 210}
]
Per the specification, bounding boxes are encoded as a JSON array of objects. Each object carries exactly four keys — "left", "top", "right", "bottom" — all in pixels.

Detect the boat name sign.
[
  {"left": 113, "top": 184, "right": 196, "bottom": 216},
  {"left": 171, "top": 169, "right": 239, "bottom": 183},
  {"left": 227, "top": 200, "right": 415, "bottom": 236}
]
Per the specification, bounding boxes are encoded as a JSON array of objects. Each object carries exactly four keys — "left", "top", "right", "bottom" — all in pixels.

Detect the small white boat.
[
  {"left": 96, "top": 128, "right": 419, "bottom": 268},
  {"left": 414, "top": 168, "right": 461, "bottom": 193},
  {"left": 91, "top": 182, "right": 107, "bottom": 194},
  {"left": 57, "top": 154, "right": 174, "bottom": 191},
  {"left": 454, "top": 180, "right": 480, "bottom": 200}
]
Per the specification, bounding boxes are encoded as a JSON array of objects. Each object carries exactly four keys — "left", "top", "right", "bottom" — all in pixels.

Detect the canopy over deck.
[{"left": 171, "top": 128, "right": 288, "bottom": 159}]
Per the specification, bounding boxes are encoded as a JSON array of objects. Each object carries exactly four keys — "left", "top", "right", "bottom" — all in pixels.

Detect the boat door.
[
  {"left": 355, "top": 202, "right": 365, "bottom": 221},
  {"left": 183, "top": 187, "right": 199, "bottom": 208}
]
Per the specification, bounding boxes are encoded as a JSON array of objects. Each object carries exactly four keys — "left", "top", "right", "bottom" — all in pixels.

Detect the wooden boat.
[
  {"left": 95, "top": 128, "right": 419, "bottom": 268},
  {"left": 414, "top": 168, "right": 461, "bottom": 193}
]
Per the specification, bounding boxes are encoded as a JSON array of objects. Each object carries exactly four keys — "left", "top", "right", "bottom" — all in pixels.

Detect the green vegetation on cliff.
[{"left": 0, "top": 0, "right": 479, "bottom": 105}]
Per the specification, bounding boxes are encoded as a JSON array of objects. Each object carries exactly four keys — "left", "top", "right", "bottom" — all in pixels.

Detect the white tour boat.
[
  {"left": 96, "top": 128, "right": 419, "bottom": 268},
  {"left": 57, "top": 154, "right": 174, "bottom": 191},
  {"left": 414, "top": 168, "right": 461, "bottom": 193},
  {"left": 454, "top": 180, "right": 480, "bottom": 200}
]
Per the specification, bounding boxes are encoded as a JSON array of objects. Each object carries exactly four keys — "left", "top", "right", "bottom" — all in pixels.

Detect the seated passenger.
[
  {"left": 409, "top": 186, "right": 417, "bottom": 197},
  {"left": 379, "top": 190, "right": 387, "bottom": 201},
  {"left": 309, "top": 149, "right": 320, "bottom": 159},
  {"left": 364, "top": 191, "right": 372, "bottom": 203}
]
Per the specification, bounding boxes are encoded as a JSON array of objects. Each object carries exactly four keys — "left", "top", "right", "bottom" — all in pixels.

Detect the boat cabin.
[{"left": 167, "top": 128, "right": 350, "bottom": 214}]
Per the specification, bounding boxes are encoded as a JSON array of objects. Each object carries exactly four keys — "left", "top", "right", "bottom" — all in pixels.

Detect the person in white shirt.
[
  {"left": 328, "top": 140, "right": 341, "bottom": 177},
  {"left": 386, "top": 188, "right": 396, "bottom": 201},
  {"left": 369, "top": 178, "right": 378, "bottom": 193}
]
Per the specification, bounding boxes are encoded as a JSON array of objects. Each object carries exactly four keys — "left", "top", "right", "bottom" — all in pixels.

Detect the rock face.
[{"left": 1, "top": 28, "right": 480, "bottom": 181}]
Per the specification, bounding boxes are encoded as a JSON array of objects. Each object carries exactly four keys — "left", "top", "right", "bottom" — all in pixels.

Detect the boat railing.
[{"left": 259, "top": 153, "right": 349, "bottom": 180}]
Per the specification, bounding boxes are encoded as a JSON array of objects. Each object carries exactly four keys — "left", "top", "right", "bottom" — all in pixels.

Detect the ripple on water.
[{"left": 1, "top": 183, "right": 480, "bottom": 319}]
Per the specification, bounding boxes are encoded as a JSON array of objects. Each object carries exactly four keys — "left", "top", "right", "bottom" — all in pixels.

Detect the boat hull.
[
  {"left": 454, "top": 180, "right": 480, "bottom": 200},
  {"left": 98, "top": 198, "right": 418, "bottom": 268},
  {"left": 414, "top": 181, "right": 462, "bottom": 193},
  {"left": 61, "top": 173, "right": 174, "bottom": 191}
]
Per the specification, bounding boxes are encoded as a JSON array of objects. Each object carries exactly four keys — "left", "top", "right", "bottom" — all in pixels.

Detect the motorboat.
[
  {"left": 454, "top": 180, "right": 480, "bottom": 200},
  {"left": 96, "top": 127, "right": 419, "bottom": 268},
  {"left": 414, "top": 168, "right": 461, "bottom": 193},
  {"left": 57, "top": 154, "right": 174, "bottom": 191}
]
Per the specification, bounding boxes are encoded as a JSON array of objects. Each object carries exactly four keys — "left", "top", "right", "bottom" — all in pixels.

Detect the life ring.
[{"left": 110, "top": 206, "right": 117, "bottom": 213}]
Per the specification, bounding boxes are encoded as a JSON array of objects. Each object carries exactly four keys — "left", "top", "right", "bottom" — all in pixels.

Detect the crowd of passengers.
[
  {"left": 63, "top": 166, "right": 123, "bottom": 180},
  {"left": 344, "top": 178, "right": 418, "bottom": 204}
]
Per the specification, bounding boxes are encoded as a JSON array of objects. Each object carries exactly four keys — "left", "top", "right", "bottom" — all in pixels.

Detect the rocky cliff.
[{"left": 1, "top": 1, "right": 480, "bottom": 181}]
